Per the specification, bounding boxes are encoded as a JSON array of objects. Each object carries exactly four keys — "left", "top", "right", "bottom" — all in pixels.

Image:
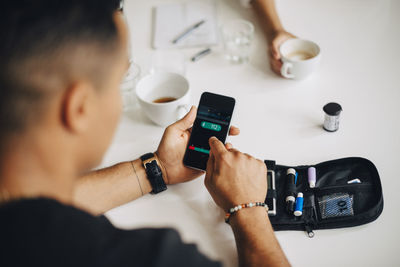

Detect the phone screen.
[{"left": 183, "top": 92, "right": 235, "bottom": 171}]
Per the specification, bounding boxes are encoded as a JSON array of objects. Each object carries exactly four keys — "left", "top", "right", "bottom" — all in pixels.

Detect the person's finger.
[
  {"left": 270, "top": 42, "right": 281, "bottom": 60},
  {"left": 270, "top": 60, "right": 279, "bottom": 75},
  {"left": 173, "top": 106, "right": 197, "bottom": 131},
  {"left": 205, "top": 147, "right": 215, "bottom": 184},
  {"left": 228, "top": 126, "right": 240, "bottom": 136},
  {"left": 228, "top": 147, "right": 240, "bottom": 153},
  {"left": 273, "top": 62, "right": 283, "bottom": 76},
  {"left": 275, "top": 59, "right": 283, "bottom": 75},
  {"left": 206, "top": 149, "right": 215, "bottom": 174},
  {"left": 273, "top": 49, "right": 280, "bottom": 60},
  {"left": 224, "top": 143, "right": 239, "bottom": 153},
  {"left": 225, "top": 142, "right": 233, "bottom": 150},
  {"left": 272, "top": 65, "right": 281, "bottom": 76},
  {"left": 209, "top": 137, "right": 227, "bottom": 158},
  {"left": 244, "top": 153, "right": 253, "bottom": 159},
  {"left": 209, "top": 147, "right": 216, "bottom": 169}
]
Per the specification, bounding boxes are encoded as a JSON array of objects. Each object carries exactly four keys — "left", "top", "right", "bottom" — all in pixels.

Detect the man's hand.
[
  {"left": 269, "top": 30, "right": 296, "bottom": 76},
  {"left": 156, "top": 106, "right": 240, "bottom": 185},
  {"left": 204, "top": 136, "right": 290, "bottom": 267},
  {"left": 204, "top": 137, "right": 267, "bottom": 211}
]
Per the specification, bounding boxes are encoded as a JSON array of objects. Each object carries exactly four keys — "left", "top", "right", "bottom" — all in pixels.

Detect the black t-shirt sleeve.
[
  {"left": 0, "top": 199, "right": 222, "bottom": 267},
  {"left": 96, "top": 216, "right": 221, "bottom": 267}
]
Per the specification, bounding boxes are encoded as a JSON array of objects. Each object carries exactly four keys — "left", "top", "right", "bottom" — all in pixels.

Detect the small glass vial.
[{"left": 323, "top": 102, "right": 342, "bottom": 132}]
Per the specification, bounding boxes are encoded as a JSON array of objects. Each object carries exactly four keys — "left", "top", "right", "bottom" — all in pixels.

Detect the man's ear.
[{"left": 61, "top": 81, "right": 94, "bottom": 133}]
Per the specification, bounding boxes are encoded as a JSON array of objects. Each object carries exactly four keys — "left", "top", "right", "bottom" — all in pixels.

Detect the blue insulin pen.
[{"left": 294, "top": 192, "right": 304, "bottom": 216}]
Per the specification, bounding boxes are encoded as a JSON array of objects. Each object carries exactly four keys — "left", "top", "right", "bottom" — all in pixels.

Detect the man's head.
[{"left": 0, "top": 0, "right": 129, "bottom": 172}]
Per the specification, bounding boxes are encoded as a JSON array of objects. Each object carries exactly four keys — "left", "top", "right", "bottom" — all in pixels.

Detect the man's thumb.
[
  {"left": 174, "top": 105, "right": 196, "bottom": 130},
  {"left": 209, "top": 137, "right": 227, "bottom": 156}
]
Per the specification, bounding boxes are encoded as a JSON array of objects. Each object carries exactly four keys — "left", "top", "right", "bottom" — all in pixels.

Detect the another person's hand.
[
  {"left": 204, "top": 137, "right": 267, "bottom": 211},
  {"left": 269, "top": 30, "right": 296, "bottom": 76},
  {"left": 156, "top": 106, "right": 240, "bottom": 185}
]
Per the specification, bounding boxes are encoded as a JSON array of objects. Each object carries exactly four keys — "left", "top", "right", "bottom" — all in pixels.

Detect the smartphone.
[{"left": 183, "top": 92, "right": 235, "bottom": 171}]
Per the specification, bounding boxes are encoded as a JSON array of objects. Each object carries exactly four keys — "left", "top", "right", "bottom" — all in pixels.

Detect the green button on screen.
[{"left": 201, "top": 121, "right": 221, "bottom": 132}]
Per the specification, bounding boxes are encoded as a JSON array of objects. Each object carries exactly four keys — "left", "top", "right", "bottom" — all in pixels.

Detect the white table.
[{"left": 104, "top": 0, "right": 400, "bottom": 266}]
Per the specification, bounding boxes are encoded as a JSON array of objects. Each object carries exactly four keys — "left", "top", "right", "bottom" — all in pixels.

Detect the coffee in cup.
[
  {"left": 285, "top": 51, "right": 315, "bottom": 61},
  {"left": 153, "top": 97, "right": 177, "bottom": 104},
  {"left": 279, "top": 39, "right": 321, "bottom": 80},
  {"left": 135, "top": 72, "right": 190, "bottom": 126}
]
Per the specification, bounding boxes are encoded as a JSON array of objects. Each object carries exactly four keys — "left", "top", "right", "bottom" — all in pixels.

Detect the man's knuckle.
[
  {"left": 220, "top": 151, "right": 230, "bottom": 159},
  {"left": 232, "top": 151, "right": 240, "bottom": 157}
]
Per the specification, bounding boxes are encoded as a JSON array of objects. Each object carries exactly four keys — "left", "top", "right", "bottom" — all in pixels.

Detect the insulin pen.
[
  {"left": 294, "top": 192, "right": 304, "bottom": 216},
  {"left": 285, "top": 168, "right": 297, "bottom": 213}
]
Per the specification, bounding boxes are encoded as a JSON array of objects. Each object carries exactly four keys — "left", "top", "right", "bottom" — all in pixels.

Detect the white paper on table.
[{"left": 152, "top": 0, "right": 219, "bottom": 49}]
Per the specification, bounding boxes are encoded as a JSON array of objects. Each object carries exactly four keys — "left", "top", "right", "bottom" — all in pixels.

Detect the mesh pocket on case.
[{"left": 318, "top": 193, "right": 354, "bottom": 219}]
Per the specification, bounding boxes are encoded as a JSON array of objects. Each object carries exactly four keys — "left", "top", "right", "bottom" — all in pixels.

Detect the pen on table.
[
  {"left": 172, "top": 20, "right": 205, "bottom": 44},
  {"left": 191, "top": 48, "right": 212, "bottom": 62}
]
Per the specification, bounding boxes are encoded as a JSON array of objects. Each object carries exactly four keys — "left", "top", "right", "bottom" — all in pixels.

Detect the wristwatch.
[{"left": 140, "top": 153, "right": 167, "bottom": 194}]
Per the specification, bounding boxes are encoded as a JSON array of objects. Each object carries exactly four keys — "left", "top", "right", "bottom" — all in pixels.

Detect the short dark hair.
[{"left": 0, "top": 0, "right": 122, "bottom": 140}]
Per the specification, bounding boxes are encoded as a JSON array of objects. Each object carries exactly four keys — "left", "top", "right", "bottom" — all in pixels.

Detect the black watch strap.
[{"left": 140, "top": 153, "right": 167, "bottom": 194}]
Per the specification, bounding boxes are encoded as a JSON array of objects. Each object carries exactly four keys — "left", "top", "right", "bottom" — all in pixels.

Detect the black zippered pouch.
[{"left": 264, "top": 157, "right": 383, "bottom": 237}]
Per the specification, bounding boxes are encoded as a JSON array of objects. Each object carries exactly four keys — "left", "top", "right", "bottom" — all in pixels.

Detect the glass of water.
[
  {"left": 120, "top": 61, "right": 141, "bottom": 111},
  {"left": 222, "top": 19, "right": 254, "bottom": 64}
]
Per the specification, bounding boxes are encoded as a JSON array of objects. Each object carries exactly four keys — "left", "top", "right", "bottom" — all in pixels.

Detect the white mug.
[
  {"left": 279, "top": 39, "right": 321, "bottom": 80},
  {"left": 135, "top": 72, "right": 190, "bottom": 126}
]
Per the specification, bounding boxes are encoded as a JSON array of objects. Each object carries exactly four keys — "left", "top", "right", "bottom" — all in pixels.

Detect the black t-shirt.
[{"left": 0, "top": 198, "right": 221, "bottom": 267}]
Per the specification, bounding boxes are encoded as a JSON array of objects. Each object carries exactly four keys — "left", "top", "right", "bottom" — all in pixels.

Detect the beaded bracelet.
[{"left": 225, "top": 202, "right": 268, "bottom": 223}]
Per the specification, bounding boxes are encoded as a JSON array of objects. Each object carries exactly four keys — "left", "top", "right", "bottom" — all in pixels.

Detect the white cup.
[
  {"left": 279, "top": 39, "right": 321, "bottom": 80},
  {"left": 135, "top": 72, "right": 190, "bottom": 126}
]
